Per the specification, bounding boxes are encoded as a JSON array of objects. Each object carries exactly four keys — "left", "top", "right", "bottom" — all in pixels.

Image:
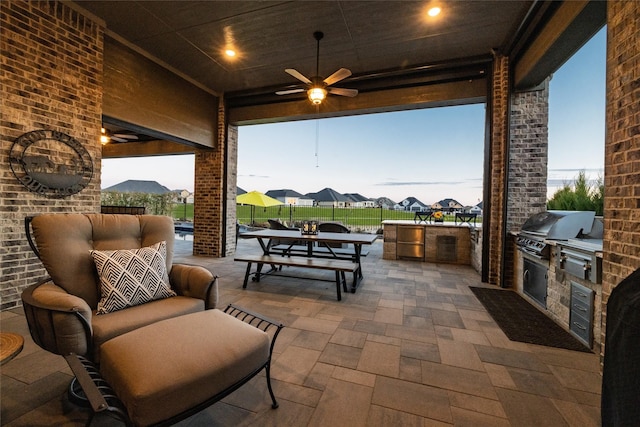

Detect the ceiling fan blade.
[
  {"left": 324, "top": 68, "right": 352, "bottom": 86},
  {"left": 113, "top": 133, "right": 138, "bottom": 140},
  {"left": 110, "top": 136, "right": 128, "bottom": 142},
  {"left": 285, "top": 68, "right": 311, "bottom": 84},
  {"left": 328, "top": 87, "right": 358, "bottom": 97},
  {"left": 276, "top": 88, "right": 305, "bottom": 95}
]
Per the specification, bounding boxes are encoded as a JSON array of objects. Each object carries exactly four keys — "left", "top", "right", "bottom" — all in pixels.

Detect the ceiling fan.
[
  {"left": 276, "top": 31, "right": 358, "bottom": 105},
  {"left": 100, "top": 126, "right": 139, "bottom": 144}
]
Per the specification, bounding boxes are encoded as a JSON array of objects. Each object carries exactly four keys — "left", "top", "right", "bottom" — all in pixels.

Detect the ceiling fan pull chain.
[{"left": 315, "top": 115, "right": 320, "bottom": 168}]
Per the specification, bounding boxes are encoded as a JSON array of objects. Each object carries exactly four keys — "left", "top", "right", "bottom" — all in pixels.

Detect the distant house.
[
  {"left": 432, "top": 198, "right": 464, "bottom": 212},
  {"left": 375, "top": 197, "right": 396, "bottom": 210},
  {"left": 175, "top": 189, "right": 194, "bottom": 203},
  {"left": 266, "top": 189, "right": 314, "bottom": 206},
  {"left": 103, "top": 180, "right": 171, "bottom": 194},
  {"left": 344, "top": 193, "right": 375, "bottom": 208},
  {"left": 237, "top": 187, "right": 247, "bottom": 195},
  {"left": 306, "top": 188, "right": 351, "bottom": 208},
  {"left": 394, "top": 197, "right": 428, "bottom": 212},
  {"left": 469, "top": 201, "right": 483, "bottom": 215}
]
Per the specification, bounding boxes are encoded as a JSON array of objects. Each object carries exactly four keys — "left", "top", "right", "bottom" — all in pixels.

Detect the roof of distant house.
[
  {"left": 344, "top": 193, "right": 371, "bottom": 202},
  {"left": 398, "top": 196, "right": 428, "bottom": 207},
  {"left": 266, "top": 189, "right": 306, "bottom": 198},
  {"left": 307, "top": 187, "right": 351, "bottom": 202},
  {"left": 375, "top": 197, "right": 397, "bottom": 206},
  {"left": 103, "top": 180, "right": 171, "bottom": 194},
  {"left": 435, "top": 198, "right": 463, "bottom": 207},
  {"left": 237, "top": 187, "right": 247, "bottom": 195}
]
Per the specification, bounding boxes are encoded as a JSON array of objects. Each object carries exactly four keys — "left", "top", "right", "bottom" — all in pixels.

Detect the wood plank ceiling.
[{"left": 81, "top": 1, "right": 534, "bottom": 104}]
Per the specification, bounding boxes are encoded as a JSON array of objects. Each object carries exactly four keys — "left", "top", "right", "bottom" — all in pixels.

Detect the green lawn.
[
  {"left": 172, "top": 203, "right": 194, "bottom": 220},
  {"left": 173, "top": 203, "right": 479, "bottom": 229},
  {"left": 236, "top": 205, "right": 464, "bottom": 228}
]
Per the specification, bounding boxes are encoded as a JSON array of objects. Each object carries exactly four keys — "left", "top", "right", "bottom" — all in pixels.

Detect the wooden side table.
[{"left": 1, "top": 332, "right": 24, "bottom": 365}]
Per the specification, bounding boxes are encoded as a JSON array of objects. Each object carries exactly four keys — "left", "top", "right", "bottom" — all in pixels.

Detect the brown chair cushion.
[{"left": 91, "top": 296, "right": 204, "bottom": 363}]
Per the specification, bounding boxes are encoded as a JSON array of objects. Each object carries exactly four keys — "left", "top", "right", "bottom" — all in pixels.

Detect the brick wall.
[
  {"left": 0, "top": 0, "right": 104, "bottom": 310},
  {"left": 486, "top": 54, "right": 510, "bottom": 285},
  {"left": 601, "top": 1, "right": 640, "bottom": 356}
]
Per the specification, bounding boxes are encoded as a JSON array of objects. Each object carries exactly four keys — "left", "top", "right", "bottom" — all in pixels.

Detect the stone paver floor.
[{"left": 1, "top": 237, "right": 601, "bottom": 426}]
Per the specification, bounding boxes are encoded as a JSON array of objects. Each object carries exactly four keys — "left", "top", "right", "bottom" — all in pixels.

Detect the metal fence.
[{"left": 237, "top": 205, "right": 479, "bottom": 233}]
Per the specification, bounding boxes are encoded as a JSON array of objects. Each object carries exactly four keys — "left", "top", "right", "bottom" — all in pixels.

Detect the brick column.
[
  {"left": 508, "top": 82, "right": 549, "bottom": 230},
  {"left": 485, "top": 54, "right": 510, "bottom": 286},
  {"left": 505, "top": 81, "right": 550, "bottom": 286},
  {"left": 224, "top": 124, "right": 238, "bottom": 256},
  {"left": 0, "top": 0, "right": 104, "bottom": 310},
  {"left": 601, "top": 1, "right": 640, "bottom": 356},
  {"left": 193, "top": 99, "right": 225, "bottom": 257}
]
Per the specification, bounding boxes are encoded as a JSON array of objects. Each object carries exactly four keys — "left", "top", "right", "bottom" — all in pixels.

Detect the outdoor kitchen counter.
[
  {"left": 510, "top": 229, "right": 603, "bottom": 351},
  {"left": 382, "top": 220, "right": 480, "bottom": 265}
]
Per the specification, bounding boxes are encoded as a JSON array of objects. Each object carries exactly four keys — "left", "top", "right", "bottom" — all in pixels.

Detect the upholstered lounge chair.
[
  {"left": 23, "top": 214, "right": 284, "bottom": 425},
  {"left": 21, "top": 213, "right": 218, "bottom": 364}
]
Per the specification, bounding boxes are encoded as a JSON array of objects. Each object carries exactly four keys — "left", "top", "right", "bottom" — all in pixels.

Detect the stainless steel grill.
[
  {"left": 516, "top": 210, "right": 600, "bottom": 308},
  {"left": 516, "top": 210, "right": 597, "bottom": 259}
]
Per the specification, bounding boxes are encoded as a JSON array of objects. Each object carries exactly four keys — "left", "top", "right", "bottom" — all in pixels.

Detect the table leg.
[
  {"left": 242, "top": 262, "right": 252, "bottom": 288},
  {"left": 350, "top": 245, "right": 365, "bottom": 293}
]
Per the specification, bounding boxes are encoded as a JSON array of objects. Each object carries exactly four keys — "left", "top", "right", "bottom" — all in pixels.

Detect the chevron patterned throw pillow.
[{"left": 91, "top": 241, "right": 176, "bottom": 315}]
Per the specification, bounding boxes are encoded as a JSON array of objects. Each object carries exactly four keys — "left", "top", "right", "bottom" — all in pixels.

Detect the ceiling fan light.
[
  {"left": 100, "top": 127, "right": 110, "bottom": 145},
  {"left": 308, "top": 87, "right": 327, "bottom": 104}
]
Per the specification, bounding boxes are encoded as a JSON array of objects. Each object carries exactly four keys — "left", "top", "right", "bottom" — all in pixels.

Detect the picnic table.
[{"left": 235, "top": 229, "right": 377, "bottom": 298}]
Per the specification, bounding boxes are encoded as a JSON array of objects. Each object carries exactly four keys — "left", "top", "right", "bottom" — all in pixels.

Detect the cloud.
[
  {"left": 547, "top": 178, "right": 601, "bottom": 187},
  {"left": 376, "top": 181, "right": 465, "bottom": 186},
  {"left": 548, "top": 168, "right": 603, "bottom": 174},
  {"left": 238, "top": 174, "right": 270, "bottom": 178}
]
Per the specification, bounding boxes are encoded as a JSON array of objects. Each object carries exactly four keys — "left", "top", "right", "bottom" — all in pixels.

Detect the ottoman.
[{"left": 97, "top": 308, "right": 276, "bottom": 426}]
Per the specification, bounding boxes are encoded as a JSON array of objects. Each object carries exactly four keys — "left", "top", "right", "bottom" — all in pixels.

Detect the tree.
[
  {"left": 547, "top": 170, "right": 603, "bottom": 215},
  {"left": 101, "top": 191, "right": 176, "bottom": 216}
]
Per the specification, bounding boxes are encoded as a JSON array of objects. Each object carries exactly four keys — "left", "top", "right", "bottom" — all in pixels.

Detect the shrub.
[{"left": 547, "top": 171, "right": 603, "bottom": 215}]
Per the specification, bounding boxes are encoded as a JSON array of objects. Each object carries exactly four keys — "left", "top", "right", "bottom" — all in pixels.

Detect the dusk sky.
[{"left": 102, "top": 28, "right": 605, "bottom": 207}]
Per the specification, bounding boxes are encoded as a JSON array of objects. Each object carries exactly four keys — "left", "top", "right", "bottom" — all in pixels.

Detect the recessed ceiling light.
[
  {"left": 225, "top": 49, "right": 236, "bottom": 57},
  {"left": 428, "top": 7, "right": 441, "bottom": 17}
]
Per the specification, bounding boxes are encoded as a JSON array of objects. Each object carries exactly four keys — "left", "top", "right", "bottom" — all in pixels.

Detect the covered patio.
[
  {"left": 2, "top": 0, "right": 638, "bottom": 424},
  {"left": 2, "top": 238, "right": 601, "bottom": 426}
]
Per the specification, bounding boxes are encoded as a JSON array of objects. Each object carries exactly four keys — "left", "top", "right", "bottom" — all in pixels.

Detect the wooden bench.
[
  {"left": 234, "top": 254, "right": 358, "bottom": 301},
  {"left": 269, "top": 244, "right": 370, "bottom": 260}
]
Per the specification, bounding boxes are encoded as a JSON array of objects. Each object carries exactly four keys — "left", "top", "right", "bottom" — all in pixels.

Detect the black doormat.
[{"left": 469, "top": 287, "right": 591, "bottom": 353}]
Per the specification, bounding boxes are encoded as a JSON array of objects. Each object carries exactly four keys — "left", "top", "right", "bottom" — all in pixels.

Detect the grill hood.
[{"left": 520, "top": 210, "right": 596, "bottom": 240}]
